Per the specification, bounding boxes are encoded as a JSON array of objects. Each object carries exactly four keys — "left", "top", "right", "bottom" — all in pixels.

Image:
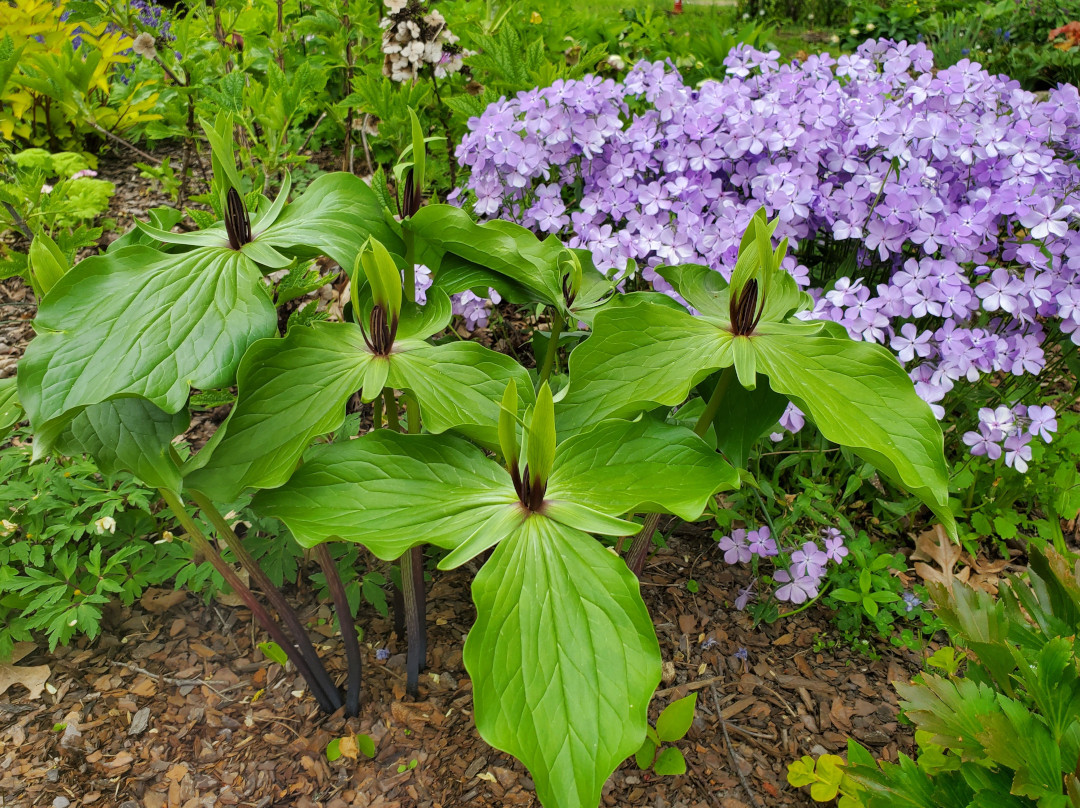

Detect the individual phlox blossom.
[
  {"left": 734, "top": 582, "right": 755, "bottom": 610},
  {"left": 1025, "top": 405, "right": 1057, "bottom": 442},
  {"left": 790, "top": 541, "right": 828, "bottom": 578},
  {"left": 822, "top": 528, "right": 848, "bottom": 563},
  {"left": 774, "top": 568, "right": 820, "bottom": 604},
  {"left": 717, "top": 529, "right": 753, "bottom": 564},
  {"left": 375, "top": 648, "right": 391, "bottom": 661},
  {"left": 963, "top": 423, "right": 1004, "bottom": 460},
  {"left": 747, "top": 526, "right": 777, "bottom": 557},
  {"left": 1004, "top": 431, "right": 1033, "bottom": 473}
]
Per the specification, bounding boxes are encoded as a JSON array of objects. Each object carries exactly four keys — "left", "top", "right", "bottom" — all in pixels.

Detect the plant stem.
[
  {"left": 626, "top": 367, "right": 737, "bottom": 576},
  {"left": 537, "top": 309, "right": 565, "bottom": 385},
  {"left": 188, "top": 490, "right": 342, "bottom": 711},
  {"left": 694, "top": 366, "right": 736, "bottom": 438},
  {"left": 625, "top": 513, "right": 662, "bottom": 577},
  {"left": 400, "top": 393, "right": 426, "bottom": 697},
  {"left": 159, "top": 489, "right": 339, "bottom": 712},
  {"left": 383, "top": 389, "right": 401, "bottom": 431},
  {"left": 372, "top": 392, "right": 384, "bottom": 430},
  {"left": 314, "top": 543, "right": 362, "bottom": 716}
]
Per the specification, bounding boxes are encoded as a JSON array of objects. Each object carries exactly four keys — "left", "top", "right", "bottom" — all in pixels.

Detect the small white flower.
[
  {"left": 94, "top": 516, "right": 117, "bottom": 534},
  {"left": 607, "top": 54, "right": 626, "bottom": 70},
  {"left": 865, "top": 22, "right": 876, "bottom": 31},
  {"left": 830, "top": 34, "right": 840, "bottom": 43},
  {"left": 132, "top": 32, "right": 156, "bottom": 59},
  {"left": 41, "top": 183, "right": 54, "bottom": 194},
  {"left": 742, "top": 11, "right": 750, "bottom": 19},
  {"left": 0, "top": 519, "right": 16, "bottom": 536},
  {"left": 807, "top": 12, "right": 814, "bottom": 20},
  {"left": 849, "top": 27, "right": 860, "bottom": 35}
]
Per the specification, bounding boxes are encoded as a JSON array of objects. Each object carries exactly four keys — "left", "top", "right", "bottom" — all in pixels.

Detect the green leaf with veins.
[
  {"left": 57, "top": 399, "right": 189, "bottom": 492},
  {"left": 18, "top": 245, "right": 276, "bottom": 459},
  {"left": 546, "top": 415, "right": 738, "bottom": 521},
  {"left": 407, "top": 205, "right": 617, "bottom": 323},
  {"left": 465, "top": 516, "right": 661, "bottom": 808},
  {"left": 557, "top": 239, "right": 954, "bottom": 539},
  {"left": 187, "top": 298, "right": 533, "bottom": 500},
  {"left": 253, "top": 431, "right": 520, "bottom": 558},
  {"left": 0, "top": 377, "right": 22, "bottom": 438},
  {"left": 251, "top": 416, "right": 733, "bottom": 808}
]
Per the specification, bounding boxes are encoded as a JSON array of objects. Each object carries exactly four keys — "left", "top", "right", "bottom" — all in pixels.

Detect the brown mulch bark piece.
[{"left": 1, "top": 531, "right": 924, "bottom": 808}]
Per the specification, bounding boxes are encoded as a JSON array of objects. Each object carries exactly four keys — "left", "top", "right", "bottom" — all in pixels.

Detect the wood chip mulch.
[{"left": 1, "top": 529, "right": 927, "bottom": 808}]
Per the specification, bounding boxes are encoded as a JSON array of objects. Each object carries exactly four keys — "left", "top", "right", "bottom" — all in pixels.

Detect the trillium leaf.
[
  {"left": 407, "top": 205, "right": 558, "bottom": 302},
  {"left": 0, "top": 377, "right": 23, "bottom": 438},
  {"left": 251, "top": 431, "right": 519, "bottom": 558},
  {"left": 189, "top": 328, "right": 533, "bottom": 499},
  {"left": 547, "top": 417, "right": 738, "bottom": 521},
  {"left": 438, "top": 502, "right": 526, "bottom": 570},
  {"left": 185, "top": 322, "right": 373, "bottom": 500},
  {"left": 258, "top": 172, "right": 404, "bottom": 271},
  {"left": 387, "top": 341, "right": 535, "bottom": 450},
  {"left": 543, "top": 500, "right": 641, "bottom": 536},
  {"left": 556, "top": 297, "right": 733, "bottom": 436},
  {"left": 751, "top": 321, "right": 955, "bottom": 538},
  {"left": 19, "top": 246, "right": 276, "bottom": 458},
  {"left": 57, "top": 398, "right": 188, "bottom": 492},
  {"left": 700, "top": 372, "right": 788, "bottom": 469},
  {"left": 135, "top": 221, "right": 229, "bottom": 248},
  {"left": 465, "top": 516, "right": 662, "bottom": 808}
]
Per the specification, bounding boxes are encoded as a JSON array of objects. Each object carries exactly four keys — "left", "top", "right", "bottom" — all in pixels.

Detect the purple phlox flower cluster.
[
  {"left": 962, "top": 401, "right": 1056, "bottom": 471},
  {"left": 718, "top": 526, "right": 848, "bottom": 607},
  {"left": 455, "top": 40, "right": 1080, "bottom": 469},
  {"left": 717, "top": 525, "right": 776, "bottom": 566},
  {"left": 375, "top": 647, "right": 391, "bottom": 661}
]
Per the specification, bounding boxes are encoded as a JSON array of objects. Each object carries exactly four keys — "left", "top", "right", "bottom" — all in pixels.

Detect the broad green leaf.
[
  {"left": 357, "top": 237, "right": 402, "bottom": 320},
  {"left": 464, "top": 516, "right": 661, "bottom": 808},
  {"left": 542, "top": 500, "right": 641, "bottom": 536},
  {"left": 57, "top": 398, "right": 188, "bottom": 492},
  {"left": 251, "top": 431, "right": 518, "bottom": 558},
  {"left": 387, "top": 341, "right": 534, "bottom": 450},
  {"left": 19, "top": 246, "right": 275, "bottom": 458},
  {"left": 185, "top": 322, "right": 373, "bottom": 499},
  {"left": 701, "top": 372, "right": 788, "bottom": 468},
  {"left": 546, "top": 417, "right": 738, "bottom": 520},
  {"left": 652, "top": 747, "right": 687, "bottom": 776},
  {"left": 188, "top": 327, "right": 532, "bottom": 500},
  {"left": 0, "top": 377, "right": 21, "bottom": 438},
  {"left": 258, "top": 172, "right": 404, "bottom": 271},
  {"left": 656, "top": 693, "right": 697, "bottom": 742},
  {"left": 752, "top": 321, "right": 954, "bottom": 538},
  {"left": 556, "top": 297, "right": 733, "bottom": 436}
]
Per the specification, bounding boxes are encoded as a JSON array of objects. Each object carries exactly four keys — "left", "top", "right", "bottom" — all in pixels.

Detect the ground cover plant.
[{"left": 790, "top": 544, "right": 1080, "bottom": 807}]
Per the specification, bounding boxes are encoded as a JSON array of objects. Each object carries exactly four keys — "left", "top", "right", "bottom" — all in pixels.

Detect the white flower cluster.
[{"left": 381, "top": 0, "right": 466, "bottom": 82}]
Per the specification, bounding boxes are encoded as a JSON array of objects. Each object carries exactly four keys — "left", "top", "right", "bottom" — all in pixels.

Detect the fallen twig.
[
  {"left": 712, "top": 684, "right": 763, "bottom": 808},
  {"left": 110, "top": 660, "right": 228, "bottom": 692}
]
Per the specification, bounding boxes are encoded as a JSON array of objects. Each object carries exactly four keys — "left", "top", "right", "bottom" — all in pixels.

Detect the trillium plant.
[{"left": 17, "top": 120, "right": 953, "bottom": 808}]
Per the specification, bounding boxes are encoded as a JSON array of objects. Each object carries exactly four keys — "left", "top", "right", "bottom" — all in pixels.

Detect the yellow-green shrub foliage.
[{"left": 0, "top": 0, "right": 160, "bottom": 147}]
